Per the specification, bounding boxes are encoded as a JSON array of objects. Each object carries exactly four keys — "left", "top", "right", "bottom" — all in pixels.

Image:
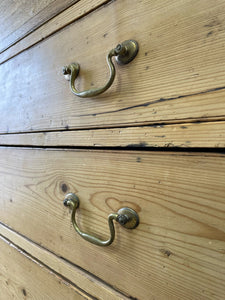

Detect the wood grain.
[
  {"left": 0, "top": 0, "right": 78, "bottom": 53},
  {"left": 0, "top": 0, "right": 111, "bottom": 64},
  {"left": 0, "top": 121, "right": 225, "bottom": 148},
  {"left": 0, "top": 224, "right": 127, "bottom": 300},
  {"left": 0, "top": 147, "right": 225, "bottom": 299},
  {"left": 1, "top": 0, "right": 225, "bottom": 133},
  {"left": 0, "top": 235, "right": 91, "bottom": 300}
]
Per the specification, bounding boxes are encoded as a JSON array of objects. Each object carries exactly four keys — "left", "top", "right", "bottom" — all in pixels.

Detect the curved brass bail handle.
[
  {"left": 63, "top": 193, "right": 139, "bottom": 247},
  {"left": 63, "top": 40, "right": 139, "bottom": 98}
]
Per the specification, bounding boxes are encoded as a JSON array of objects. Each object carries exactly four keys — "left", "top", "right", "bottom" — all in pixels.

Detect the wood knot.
[
  {"left": 22, "top": 288, "right": 27, "bottom": 296},
  {"left": 61, "top": 183, "right": 68, "bottom": 193},
  {"left": 160, "top": 249, "right": 172, "bottom": 257}
]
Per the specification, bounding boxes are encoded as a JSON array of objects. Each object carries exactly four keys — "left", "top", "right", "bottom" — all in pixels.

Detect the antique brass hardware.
[
  {"left": 62, "top": 40, "right": 139, "bottom": 98},
  {"left": 63, "top": 193, "right": 139, "bottom": 247}
]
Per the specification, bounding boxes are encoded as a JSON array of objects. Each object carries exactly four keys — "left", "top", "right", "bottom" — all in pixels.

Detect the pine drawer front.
[
  {"left": 0, "top": 147, "right": 225, "bottom": 299},
  {"left": 0, "top": 235, "right": 90, "bottom": 300},
  {"left": 0, "top": 0, "right": 78, "bottom": 53},
  {"left": 1, "top": 0, "right": 225, "bottom": 134}
]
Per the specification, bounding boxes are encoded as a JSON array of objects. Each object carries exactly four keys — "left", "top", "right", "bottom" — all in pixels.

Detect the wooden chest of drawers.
[{"left": 1, "top": 1, "right": 225, "bottom": 299}]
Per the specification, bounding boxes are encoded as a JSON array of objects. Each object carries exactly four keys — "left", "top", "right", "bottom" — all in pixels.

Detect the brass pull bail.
[
  {"left": 63, "top": 193, "right": 139, "bottom": 247},
  {"left": 63, "top": 40, "right": 139, "bottom": 98}
]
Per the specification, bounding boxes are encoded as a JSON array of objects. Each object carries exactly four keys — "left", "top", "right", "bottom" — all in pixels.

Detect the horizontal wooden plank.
[
  {"left": 0, "top": 148, "right": 225, "bottom": 299},
  {"left": 0, "top": 223, "right": 127, "bottom": 300},
  {"left": 0, "top": 0, "right": 110, "bottom": 64},
  {"left": 0, "top": 0, "right": 55, "bottom": 52},
  {"left": 1, "top": 0, "right": 225, "bottom": 133},
  {"left": 0, "top": 121, "right": 225, "bottom": 148},
  {"left": 0, "top": 234, "right": 91, "bottom": 300},
  {"left": 0, "top": 0, "right": 78, "bottom": 53}
]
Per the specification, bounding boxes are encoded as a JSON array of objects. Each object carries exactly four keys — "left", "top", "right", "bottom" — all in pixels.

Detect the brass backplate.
[
  {"left": 117, "top": 207, "right": 139, "bottom": 229},
  {"left": 115, "top": 40, "right": 139, "bottom": 65},
  {"left": 63, "top": 193, "right": 79, "bottom": 208}
]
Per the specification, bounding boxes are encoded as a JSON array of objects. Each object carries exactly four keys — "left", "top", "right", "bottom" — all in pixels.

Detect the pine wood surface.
[
  {"left": 0, "top": 147, "right": 225, "bottom": 299},
  {"left": 0, "top": 0, "right": 78, "bottom": 54},
  {"left": 0, "top": 235, "right": 91, "bottom": 300},
  {"left": 0, "top": 0, "right": 111, "bottom": 64},
  {"left": 0, "top": 224, "right": 127, "bottom": 300},
  {"left": 1, "top": 0, "right": 225, "bottom": 134},
  {"left": 0, "top": 121, "right": 225, "bottom": 148}
]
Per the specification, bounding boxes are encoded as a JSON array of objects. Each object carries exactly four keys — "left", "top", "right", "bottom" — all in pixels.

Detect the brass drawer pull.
[
  {"left": 62, "top": 40, "right": 138, "bottom": 98},
  {"left": 63, "top": 193, "right": 139, "bottom": 247}
]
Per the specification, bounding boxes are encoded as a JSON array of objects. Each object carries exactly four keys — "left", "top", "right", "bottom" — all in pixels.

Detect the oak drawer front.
[
  {"left": 1, "top": 0, "right": 225, "bottom": 134},
  {"left": 1, "top": 147, "right": 225, "bottom": 299}
]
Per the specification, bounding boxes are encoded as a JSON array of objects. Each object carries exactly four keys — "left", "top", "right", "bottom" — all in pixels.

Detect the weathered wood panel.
[
  {"left": 0, "top": 121, "right": 225, "bottom": 148},
  {"left": 0, "top": 147, "right": 225, "bottom": 299},
  {"left": 0, "top": 224, "right": 126, "bottom": 300},
  {"left": 0, "top": 0, "right": 78, "bottom": 53},
  {"left": 0, "top": 0, "right": 110, "bottom": 63},
  {"left": 1, "top": 0, "right": 225, "bottom": 133},
  {"left": 0, "top": 235, "right": 91, "bottom": 300}
]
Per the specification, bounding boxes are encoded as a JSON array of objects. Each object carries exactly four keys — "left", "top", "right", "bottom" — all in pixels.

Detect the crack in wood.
[{"left": 78, "top": 85, "right": 225, "bottom": 117}]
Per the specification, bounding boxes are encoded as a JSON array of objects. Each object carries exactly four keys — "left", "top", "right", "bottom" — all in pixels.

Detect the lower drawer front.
[
  {"left": 0, "top": 235, "right": 88, "bottom": 300},
  {"left": 0, "top": 148, "right": 225, "bottom": 300}
]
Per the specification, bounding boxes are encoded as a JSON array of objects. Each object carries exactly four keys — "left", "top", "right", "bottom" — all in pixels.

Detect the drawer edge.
[
  {"left": 0, "top": 222, "right": 129, "bottom": 300},
  {"left": 0, "top": 0, "right": 111, "bottom": 64},
  {"left": 0, "top": 121, "right": 225, "bottom": 148}
]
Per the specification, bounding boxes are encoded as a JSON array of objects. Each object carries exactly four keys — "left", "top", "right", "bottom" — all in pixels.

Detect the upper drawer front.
[
  {"left": 0, "top": 0, "right": 78, "bottom": 53},
  {"left": 1, "top": 0, "right": 225, "bottom": 133},
  {"left": 1, "top": 147, "right": 225, "bottom": 299}
]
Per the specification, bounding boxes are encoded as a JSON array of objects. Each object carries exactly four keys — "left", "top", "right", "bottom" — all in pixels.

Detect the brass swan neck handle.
[
  {"left": 63, "top": 193, "right": 139, "bottom": 247},
  {"left": 62, "top": 40, "right": 138, "bottom": 98}
]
